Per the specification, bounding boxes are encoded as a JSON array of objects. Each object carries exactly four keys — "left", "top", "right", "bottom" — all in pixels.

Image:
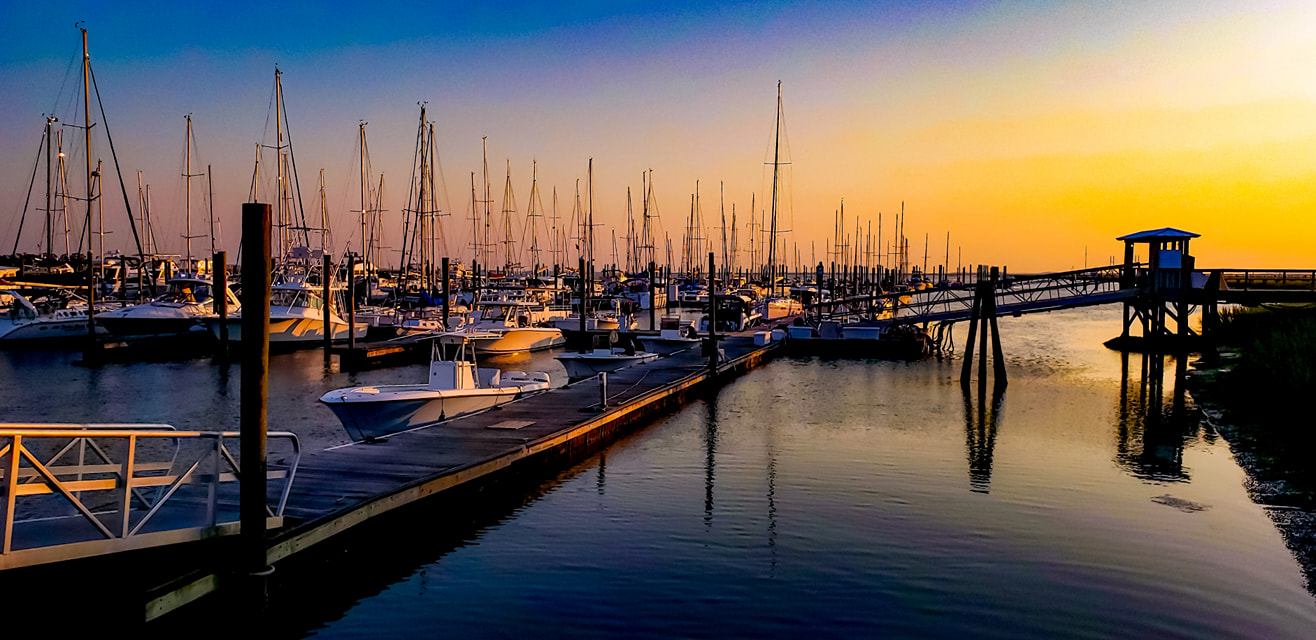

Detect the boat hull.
[
  {"left": 637, "top": 336, "right": 699, "bottom": 356},
  {"left": 0, "top": 319, "right": 106, "bottom": 344},
  {"left": 96, "top": 315, "right": 205, "bottom": 340},
  {"left": 470, "top": 328, "right": 566, "bottom": 354},
  {"left": 204, "top": 316, "right": 369, "bottom": 345},
  {"left": 554, "top": 352, "right": 658, "bottom": 379},
  {"left": 320, "top": 385, "right": 524, "bottom": 442}
]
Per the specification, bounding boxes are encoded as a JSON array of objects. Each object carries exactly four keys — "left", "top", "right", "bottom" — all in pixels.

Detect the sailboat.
[
  {"left": 202, "top": 68, "right": 365, "bottom": 345},
  {"left": 96, "top": 116, "right": 238, "bottom": 341},
  {"left": 759, "top": 81, "right": 800, "bottom": 321}
]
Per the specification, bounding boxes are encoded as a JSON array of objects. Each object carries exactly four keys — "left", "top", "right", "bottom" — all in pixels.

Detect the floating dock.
[{"left": 142, "top": 332, "right": 782, "bottom": 620}]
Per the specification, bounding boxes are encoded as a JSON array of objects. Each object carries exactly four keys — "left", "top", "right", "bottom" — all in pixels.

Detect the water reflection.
[
  {"left": 963, "top": 383, "right": 1006, "bottom": 494},
  {"left": 703, "top": 394, "right": 718, "bottom": 530},
  {"left": 1114, "top": 352, "right": 1212, "bottom": 482},
  {"left": 763, "top": 397, "right": 779, "bottom": 576}
]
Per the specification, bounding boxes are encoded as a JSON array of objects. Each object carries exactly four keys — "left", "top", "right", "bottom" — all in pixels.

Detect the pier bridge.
[{"left": 804, "top": 228, "right": 1316, "bottom": 359}]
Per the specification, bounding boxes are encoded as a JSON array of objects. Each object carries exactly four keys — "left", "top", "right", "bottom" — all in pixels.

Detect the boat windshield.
[
  {"left": 272, "top": 288, "right": 323, "bottom": 310},
  {"left": 2, "top": 292, "right": 39, "bottom": 321},
  {"left": 478, "top": 305, "right": 512, "bottom": 322},
  {"left": 158, "top": 282, "right": 213, "bottom": 305}
]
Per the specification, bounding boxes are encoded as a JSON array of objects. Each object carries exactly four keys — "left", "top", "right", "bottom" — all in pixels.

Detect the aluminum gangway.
[
  {"left": 0, "top": 424, "right": 300, "bottom": 570},
  {"left": 805, "top": 264, "right": 1136, "bottom": 327},
  {"left": 805, "top": 265, "right": 1316, "bottom": 331}
]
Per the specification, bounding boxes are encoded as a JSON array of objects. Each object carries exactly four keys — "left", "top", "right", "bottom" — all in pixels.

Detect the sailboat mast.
[
  {"left": 184, "top": 114, "right": 193, "bottom": 268},
  {"left": 551, "top": 186, "right": 560, "bottom": 270},
  {"left": 81, "top": 26, "right": 96, "bottom": 331},
  {"left": 528, "top": 160, "right": 541, "bottom": 272},
  {"left": 587, "top": 158, "right": 594, "bottom": 269},
  {"left": 44, "top": 116, "right": 54, "bottom": 256},
  {"left": 418, "top": 108, "right": 430, "bottom": 290},
  {"left": 275, "top": 68, "right": 284, "bottom": 257},
  {"left": 360, "top": 121, "right": 368, "bottom": 266},
  {"left": 501, "top": 159, "right": 515, "bottom": 273},
  {"left": 208, "top": 165, "right": 216, "bottom": 255},
  {"left": 469, "top": 171, "right": 478, "bottom": 266},
  {"left": 318, "top": 169, "right": 328, "bottom": 253},
  {"left": 482, "top": 137, "right": 491, "bottom": 270},
  {"left": 767, "top": 80, "right": 782, "bottom": 297}
]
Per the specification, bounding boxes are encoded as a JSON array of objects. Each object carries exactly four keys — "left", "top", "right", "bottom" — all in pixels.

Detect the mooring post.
[
  {"left": 214, "top": 250, "right": 228, "bottom": 355},
  {"left": 323, "top": 253, "right": 334, "bottom": 364},
  {"left": 816, "top": 262, "right": 825, "bottom": 322},
  {"left": 442, "top": 257, "right": 451, "bottom": 330},
  {"left": 578, "top": 257, "right": 589, "bottom": 352},
  {"left": 347, "top": 254, "right": 356, "bottom": 351},
  {"left": 960, "top": 277, "right": 983, "bottom": 386},
  {"left": 977, "top": 281, "right": 989, "bottom": 386},
  {"left": 707, "top": 252, "right": 718, "bottom": 372},
  {"left": 240, "top": 202, "right": 271, "bottom": 577},
  {"left": 988, "top": 266, "right": 1007, "bottom": 386},
  {"left": 599, "top": 371, "right": 608, "bottom": 408},
  {"left": 648, "top": 261, "right": 657, "bottom": 330}
]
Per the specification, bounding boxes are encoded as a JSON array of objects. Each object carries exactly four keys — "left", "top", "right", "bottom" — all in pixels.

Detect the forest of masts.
[{"left": 14, "top": 69, "right": 967, "bottom": 294}]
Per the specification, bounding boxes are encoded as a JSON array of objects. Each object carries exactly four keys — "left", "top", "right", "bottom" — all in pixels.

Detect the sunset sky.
[{"left": 2, "top": 0, "right": 1314, "bottom": 272}]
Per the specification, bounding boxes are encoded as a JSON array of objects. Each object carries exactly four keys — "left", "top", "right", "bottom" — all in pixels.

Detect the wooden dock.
[{"left": 143, "top": 333, "right": 782, "bottom": 620}]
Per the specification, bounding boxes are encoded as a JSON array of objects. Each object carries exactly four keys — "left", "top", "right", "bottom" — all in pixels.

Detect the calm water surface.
[{"left": 2, "top": 306, "right": 1313, "bottom": 637}]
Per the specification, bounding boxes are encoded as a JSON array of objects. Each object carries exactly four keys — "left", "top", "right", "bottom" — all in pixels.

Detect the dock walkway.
[{"left": 146, "top": 333, "right": 782, "bottom": 618}]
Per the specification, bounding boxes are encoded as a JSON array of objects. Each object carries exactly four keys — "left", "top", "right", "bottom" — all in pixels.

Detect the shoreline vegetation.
[{"left": 1187, "top": 306, "right": 1316, "bottom": 595}]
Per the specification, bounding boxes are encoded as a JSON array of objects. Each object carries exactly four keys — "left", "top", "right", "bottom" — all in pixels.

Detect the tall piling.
[
  {"left": 346, "top": 254, "right": 356, "bottom": 351},
  {"left": 707, "top": 252, "right": 718, "bottom": 371},
  {"left": 649, "top": 261, "right": 657, "bottom": 330},
  {"left": 442, "top": 257, "right": 450, "bottom": 330},
  {"left": 578, "top": 257, "right": 588, "bottom": 352},
  {"left": 214, "top": 250, "right": 228, "bottom": 354},
  {"left": 240, "top": 202, "right": 272, "bottom": 577},
  {"left": 323, "top": 253, "right": 334, "bottom": 363}
]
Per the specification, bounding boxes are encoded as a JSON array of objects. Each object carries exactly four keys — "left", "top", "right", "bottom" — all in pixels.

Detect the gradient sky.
[{"left": 2, "top": 0, "right": 1314, "bottom": 272}]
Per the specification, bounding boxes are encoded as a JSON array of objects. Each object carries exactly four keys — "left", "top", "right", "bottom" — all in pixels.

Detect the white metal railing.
[{"left": 1, "top": 424, "right": 299, "bottom": 558}]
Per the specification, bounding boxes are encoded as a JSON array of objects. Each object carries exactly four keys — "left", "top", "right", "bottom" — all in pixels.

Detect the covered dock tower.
[{"left": 1110, "top": 227, "right": 1200, "bottom": 351}]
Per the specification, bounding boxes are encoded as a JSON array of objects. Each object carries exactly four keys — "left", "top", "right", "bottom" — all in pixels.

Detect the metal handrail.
[{"left": 1, "top": 425, "right": 300, "bottom": 556}]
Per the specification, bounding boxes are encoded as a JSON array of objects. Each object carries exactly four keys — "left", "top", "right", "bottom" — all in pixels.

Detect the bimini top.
[{"left": 1116, "top": 227, "right": 1200, "bottom": 242}]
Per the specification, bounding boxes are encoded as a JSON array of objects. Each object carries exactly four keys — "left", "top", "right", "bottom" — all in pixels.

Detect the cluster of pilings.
[{"left": 960, "top": 266, "right": 1007, "bottom": 391}]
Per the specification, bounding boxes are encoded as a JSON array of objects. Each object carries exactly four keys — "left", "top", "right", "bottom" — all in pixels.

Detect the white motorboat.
[
  {"left": 320, "top": 334, "right": 551, "bottom": 442},
  {"left": 0, "top": 289, "right": 106, "bottom": 344},
  {"left": 697, "top": 294, "right": 762, "bottom": 333},
  {"left": 551, "top": 295, "right": 637, "bottom": 332},
  {"left": 463, "top": 300, "right": 567, "bottom": 353},
  {"left": 204, "top": 272, "right": 368, "bottom": 345},
  {"left": 554, "top": 347, "right": 658, "bottom": 380},
  {"left": 96, "top": 276, "right": 238, "bottom": 340},
  {"left": 638, "top": 327, "right": 701, "bottom": 356}
]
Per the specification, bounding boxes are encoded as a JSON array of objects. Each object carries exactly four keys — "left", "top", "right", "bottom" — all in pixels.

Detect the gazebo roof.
[{"left": 1115, "top": 227, "right": 1200, "bottom": 242}]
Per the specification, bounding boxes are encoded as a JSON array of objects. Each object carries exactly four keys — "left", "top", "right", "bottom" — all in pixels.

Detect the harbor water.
[{"left": 2, "top": 306, "right": 1314, "bottom": 637}]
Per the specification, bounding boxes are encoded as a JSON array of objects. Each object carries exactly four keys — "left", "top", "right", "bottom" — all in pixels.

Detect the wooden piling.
[
  {"left": 347, "top": 254, "right": 356, "bottom": 351},
  {"left": 213, "top": 250, "right": 228, "bottom": 352},
  {"left": 240, "top": 203, "right": 271, "bottom": 576},
  {"left": 648, "top": 261, "right": 656, "bottom": 330},
  {"left": 960, "top": 277, "right": 983, "bottom": 386},
  {"left": 323, "top": 254, "right": 333, "bottom": 363},
  {"left": 578, "top": 257, "right": 588, "bottom": 353},
  {"left": 988, "top": 267, "right": 1007, "bottom": 386},
  {"left": 442, "top": 257, "right": 450, "bottom": 330},
  {"left": 707, "top": 252, "right": 718, "bottom": 370}
]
